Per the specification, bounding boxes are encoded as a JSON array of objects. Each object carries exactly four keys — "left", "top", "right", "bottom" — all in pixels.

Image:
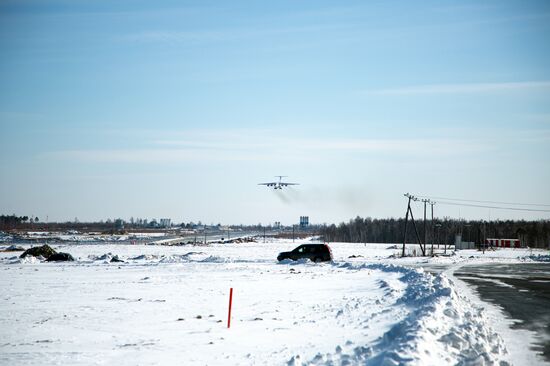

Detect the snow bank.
[
  {"left": 299, "top": 263, "right": 508, "bottom": 365},
  {"left": 159, "top": 252, "right": 207, "bottom": 263},
  {"left": 9, "top": 255, "right": 43, "bottom": 264},
  {"left": 0, "top": 232, "right": 13, "bottom": 242}
]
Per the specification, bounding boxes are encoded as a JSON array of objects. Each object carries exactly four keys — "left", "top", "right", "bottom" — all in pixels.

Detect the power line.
[
  {"left": 436, "top": 200, "right": 550, "bottom": 213},
  {"left": 416, "top": 195, "right": 550, "bottom": 207}
]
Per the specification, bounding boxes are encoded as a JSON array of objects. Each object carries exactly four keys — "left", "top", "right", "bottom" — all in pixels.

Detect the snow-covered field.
[
  {"left": 0, "top": 231, "right": 173, "bottom": 245},
  {"left": 1, "top": 240, "right": 548, "bottom": 365}
]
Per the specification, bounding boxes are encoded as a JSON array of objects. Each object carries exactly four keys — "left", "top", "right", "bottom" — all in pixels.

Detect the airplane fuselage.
[{"left": 258, "top": 176, "right": 299, "bottom": 190}]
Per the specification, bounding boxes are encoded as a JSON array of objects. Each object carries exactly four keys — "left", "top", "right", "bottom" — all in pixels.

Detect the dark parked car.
[{"left": 277, "top": 244, "right": 333, "bottom": 262}]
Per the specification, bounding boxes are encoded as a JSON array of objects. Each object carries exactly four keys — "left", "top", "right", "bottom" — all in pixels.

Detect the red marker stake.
[{"left": 227, "top": 287, "right": 233, "bottom": 328}]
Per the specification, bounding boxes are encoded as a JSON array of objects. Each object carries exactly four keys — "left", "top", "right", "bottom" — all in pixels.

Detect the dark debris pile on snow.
[{"left": 524, "top": 254, "right": 550, "bottom": 262}]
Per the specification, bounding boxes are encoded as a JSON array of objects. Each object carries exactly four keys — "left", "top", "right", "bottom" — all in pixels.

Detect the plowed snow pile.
[{"left": 0, "top": 240, "right": 537, "bottom": 365}]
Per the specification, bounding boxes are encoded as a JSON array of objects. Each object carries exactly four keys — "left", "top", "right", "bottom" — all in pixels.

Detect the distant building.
[
  {"left": 274, "top": 221, "right": 281, "bottom": 229},
  {"left": 159, "top": 218, "right": 171, "bottom": 228},
  {"left": 299, "top": 216, "right": 309, "bottom": 228},
  {"left": 486, "top": 238, "right": 522, "bottom": 248},
  {"left": 454, "top": 234, "right": 474, "bottom": 250},
  {"left": 115, "top": 219, "right": 124, "bottom": 230}
]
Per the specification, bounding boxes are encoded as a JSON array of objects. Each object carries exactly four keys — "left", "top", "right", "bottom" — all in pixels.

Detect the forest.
[
  {"left": 0, "top": 215, "right": 37, "bottom": 230},
  {"left": 320, "top": 216, "right": 550, "bottom": 249}
]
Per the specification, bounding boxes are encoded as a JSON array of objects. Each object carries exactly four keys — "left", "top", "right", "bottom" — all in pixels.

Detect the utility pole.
[
  {"left": 435, "top": 223, "right": 441, "bottom": 249},
  {"left": 430, "top": 201, "right": 436, "bottom": 256},
  {"left": 444, "top": 224, "right": 447, "bottom": 254},
  {"left": 401, "top": 194, "right": 412, "bottom": 257},
  {"left": 263, "top": 226, "right": 266, "bottom": 243},
  {"left": 292, "top": 225, "right": 295, "bottom": 243},
  {"left": 204, "top": 227, "right": 207, "bottom": 245},
  {"left": 481, "top": 220, "right": 487, "bottom": 254},
  {"left": 402, "top": 194, "right": 425, "bottom": 257},
  {"left": 421, "top": 199, "right": 430, "bottom": 255}
]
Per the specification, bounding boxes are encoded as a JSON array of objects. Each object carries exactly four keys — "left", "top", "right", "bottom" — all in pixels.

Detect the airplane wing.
[
  {"left": 280, "top": 183, "right": 299, "bottom": 186},
  {"left": 258, "top": 182, "right": 276, "bottom": 186}
]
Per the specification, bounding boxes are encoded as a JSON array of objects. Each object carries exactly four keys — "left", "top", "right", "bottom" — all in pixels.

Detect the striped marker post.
[{"left": 227, "top": 288, "right": 233, "bottom": 328}]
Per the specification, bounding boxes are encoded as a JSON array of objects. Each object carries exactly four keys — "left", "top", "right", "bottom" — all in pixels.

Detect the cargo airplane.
[{"left": 258, "top": 176, "right": 299, "bottom": 190}]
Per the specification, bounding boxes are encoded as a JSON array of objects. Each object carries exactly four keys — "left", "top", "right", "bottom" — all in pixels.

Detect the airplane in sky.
[{"left": 258, "top": 176, "right": 299, "bottom": 190}]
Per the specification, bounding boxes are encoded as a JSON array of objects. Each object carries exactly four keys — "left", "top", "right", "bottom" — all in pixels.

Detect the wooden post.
[
  {"left": 402, "top": 195, "right": 411, "bottom": 257},
  {"left": 422, "top": 199, "right": 429, "bottom": 255},
  {"left": 430, "top": 202, "right": 435, "bottom": 256},
  {"left": 409, "top": 207, "right": 425, "bottom": 256}
]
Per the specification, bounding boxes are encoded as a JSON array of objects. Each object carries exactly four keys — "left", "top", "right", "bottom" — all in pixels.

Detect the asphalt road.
[{"left": 454, "top": 263, "right": 550, "bottom": 363}]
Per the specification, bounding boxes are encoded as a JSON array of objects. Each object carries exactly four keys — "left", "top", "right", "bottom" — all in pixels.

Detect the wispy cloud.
[
  {"left": 118, "top": 24, "right": 351, "bottom": 44},
  {"left": 46, "top": 148, "right": 275, "bottom": 164},
  {"left": 523, "top": 113, "right": 550, "bottom": 123},
  {"left": 367, "top": 81, "right": 550, "bottom": 96},
  {"left": 152, "top": 129, "right": 488, "bottom": 154},
  {"left": 45, "top": 132, "right": 490, "bottom": 164}
]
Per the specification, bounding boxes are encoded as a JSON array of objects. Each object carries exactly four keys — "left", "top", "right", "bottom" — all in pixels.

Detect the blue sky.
[{"left": 1, "top": 0, "right": 549, "bottom": 225}]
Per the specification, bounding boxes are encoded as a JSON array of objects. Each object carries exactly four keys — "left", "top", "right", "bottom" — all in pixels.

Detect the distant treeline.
[
  {"left": 0, "top": 217, "right": 127, "bottom": 232},
  {"left": 0, "top": 215, "right": 37, "bottom": 230},
  {"left": 320, "top": 216, "right": 550, "bottom": 249}
]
